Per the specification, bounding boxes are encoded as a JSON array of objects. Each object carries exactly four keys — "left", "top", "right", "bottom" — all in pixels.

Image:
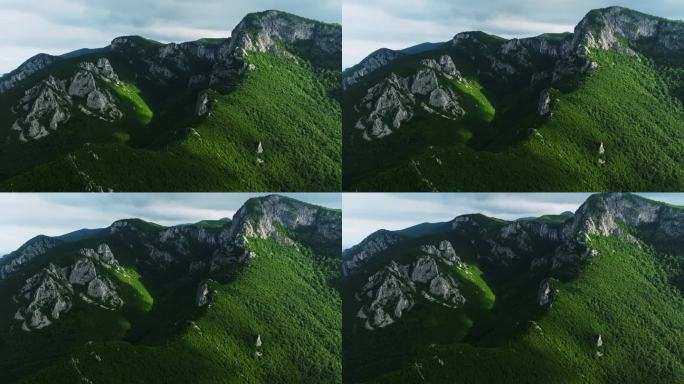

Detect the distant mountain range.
[
  {"left": 0, "top": 10, "right": 342, "bottom": 192},
  {"left": 343, "top": 6, "right": 684, "bottom": 192},
  {"left": 0, "top": 195, "right": 342, "bottom": 383},
  {"left": 343, "top": 193, "right": 684, "bottom": 383}
]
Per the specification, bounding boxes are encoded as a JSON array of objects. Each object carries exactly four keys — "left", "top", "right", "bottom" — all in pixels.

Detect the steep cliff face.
[
  {"left": 0, "top": 236, "right": 61, "bottom": 280},
  {"left": 0, "top": 54, "right": 59, "bottom": 93},
  {"left": 228, "top": 194, "right": 341, "bottom": 245},
  {"left": 343, "top": 230, "right": 406, "bottom": 275},
  {"left": 229, "top": 10, "right": 341, "bottom": 58},
  {"left": 343, "top": 48, "right": 404, "bottom": 89}
]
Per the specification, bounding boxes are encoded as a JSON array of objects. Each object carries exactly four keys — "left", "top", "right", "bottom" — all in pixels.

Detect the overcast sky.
[
  {"left": 343, "top": 0, "right": 684, "bottom": 68},
  {"left": 0, "top": 0, "right": 340, "bottom": 75},
  {"left": 0, "top": 193, "right": 340, "bottom": 256},
  {"left": 342, "top": 193, "right": 684, "bottom": 249}
]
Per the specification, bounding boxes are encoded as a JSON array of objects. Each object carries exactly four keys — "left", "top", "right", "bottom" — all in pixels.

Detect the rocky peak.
[
  {"left": 228, "top": 10, "right": 341, "bottom": 59},
  {"left": 567, "top": 193, "right": 675, "bottom": 238},
  {"left": 353, "top": 62, "right": 464, "bottom": 141},
  {"left": 354, "top": 251, "right": 465, "bottom": 331},
  {"left": 10, "top": 75, "right": 72, "bottom": 142},
  {"left": 343, "top": 230, "right": 406, "bottom": 275},
  {"left": 0, "top": 53, "right": 59, "bottom": 93},
  {"left": 0, "top": 235, "right": 61, "bottom": 280},
  {"left": 14, "top": 263, "right": 73, "bottom": 331},
  {"left": 227, "top": 194, "right": 341, "bottom": 246},
  {"left": 342, "top": 48, "right": 404, "bottom": 89},
  {"left": 8, "top": 56, "right": 123, "bottom": 143},
  {"left": 573, "top": 7, "right": 684, "bottom": 53}
]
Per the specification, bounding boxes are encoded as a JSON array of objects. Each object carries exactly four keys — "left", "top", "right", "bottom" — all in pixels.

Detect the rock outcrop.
[
  {"left": 353, "top": 55, "right": 465, "bottom": 141},
  {"left": 196, "top": 280, "right": 212, "bottom": 307},
  {"left": 538, "top": 279, "right": 552, "bottom": 306},
  {"left": 0, "top": 53, "right": 59, "bottom": 93},
  {"left": 13, "top": 245, "right": 124, "bottom": 332},
  {"left": 343, "top": 230, "right": 405, "bottom": 275},
  {"left": 10, "top": 76, "right": 72, "bottom": 142},
  {"left": 419, "top": 240, "right": 461, "bottom": 266},
  {"left": 537, "top": 89, "right": 553, "bottom": 116},
  {"left": 8, "top": 58, "right": 123, "bottom": 142},
  {"left": 343, "top": 48, "right": 404, "bottom": 89},
  {"left": 355, "top": 250, "right": 465, "bottom": 330},
  {"left": 14, "top": 263, "right": 73, "bottom": 331},
  {"left": 228, "top": 10, "right": 341, "bottom": 59},
  {"left": 0, "top": 235, "right": 61, "bottom": 280},
  {"left": 195, "top": 90, "right": 211, "bottom": 116}
]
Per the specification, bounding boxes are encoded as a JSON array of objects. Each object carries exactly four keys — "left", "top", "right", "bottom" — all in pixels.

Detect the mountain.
[
  {"left": 343, "top": 193, "right": 684, "bottom": 383},
  {"left": 343, "top": 6, "right": 684, "bottom": 191},
  {"left": 0, "top": 10, "right": 342, "bottom": 192},
  {"left": 0, "top": 195, "right": 342, "bottom": 383}
]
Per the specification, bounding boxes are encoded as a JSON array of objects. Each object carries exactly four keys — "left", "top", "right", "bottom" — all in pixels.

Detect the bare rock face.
[
  {"left": 343, "top": 48, "right": 403, "bottom": 89},
  {"left": 10, "top": 76, "right": 72, "bottom": 142},
  {"left": 356, "top": 261, "right": 415, "bottom": 330},
  {"left": 538, "top": 278, "right": 552, "bottom": 306},
  {"left": 421, "top": 55, "right": 462, "bottom": 80},
  {"left": 355, "top": 253, "right": 465, "bottom": 330},
  {"left": 0, "top": 235, "right": 61, "bottom": 280},
  {"left": 574, "top": 7, "right": 684, "bottom": 53},
  {"left": 410, "top": 256, "right": 439, "bottom": 283},
  {"left": 79, "top": 243, "right": 120, "bottom": 269},
  {"left": 196, "top": 280, "right": 212, "bottom": 307},
  {"left": 8, "top": 57, "right": 123, "bottom": 142},
  {"left": 68, "top": 70, "right": 97, "bottom": 97},
  {"left": 14, "top": 263, "right": 73, "bottom": 331},
  {"left": 0, "top": 53, "right": 59, "bottom": 93},
  {"left": 195, "top": 90, "right": 211, "bottom": 116},
  {"left": 227, "top": 194, "right": 341, "bottom": 247},
  {"left": 229, "top": 10, "right": 341, "bottom": 58},
  {"left": 13, "top": 245, "right": 126, "bottom": 331},
  {"left": 86, "top": 276, "right": 124, "bottom": 309},
  {"left": 538, "top": 89, "right": 553, "bottom": 116},
  {"left": 86, "top": 89, "right": 123, "bottom": 121},
  {"left": 69, "top": 258, "right": 98, "bottom": 285},
  {"left": 419, "top": 240, "right": 461, "bottom": 266},
  {"left": 343, "top": 230, "right": 405, "bottom": 275},
  {"left": 353, "top": 56, "right": 465, "bottom": 141},
  {"left": 354, "top": 73, "right": 414, "bottom": 140}
]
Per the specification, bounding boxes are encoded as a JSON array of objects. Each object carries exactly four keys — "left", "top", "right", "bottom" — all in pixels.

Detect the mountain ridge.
[
  {"left": 343, "top": 6, "right": 684, "bottom": 191},
  {"left": 0, "top": 194, "right": 342, "bottom": 383},
  {"left": 0, "top": 9, "right": 342, "bottom": 192}
]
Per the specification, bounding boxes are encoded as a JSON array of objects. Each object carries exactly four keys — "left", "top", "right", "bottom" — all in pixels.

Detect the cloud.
[
  {"left": 343, "top": 0, "right": 684, "bottom": 68},
  {"left": 0, "top": 0, "right": 341, "bottom": 74},
  {"left": 342, "top": 193, "right": 684, "bottom": 249},
  {"left": 0, "top": 193, "right": 339, "bottom": 256}
]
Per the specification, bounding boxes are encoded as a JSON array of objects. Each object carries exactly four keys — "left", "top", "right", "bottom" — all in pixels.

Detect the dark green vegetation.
[
  {"left": 0, "top": 10, "right": 341, "bottom": 192},
  {"left": 0, "top": 195, "right": 342, "bottom": 383},
  {"left": 343, "top": 7, "right": 684, "bottom": 191},
  {"left": 343, "top": 193, "right": 684, "bottom": 383}
]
